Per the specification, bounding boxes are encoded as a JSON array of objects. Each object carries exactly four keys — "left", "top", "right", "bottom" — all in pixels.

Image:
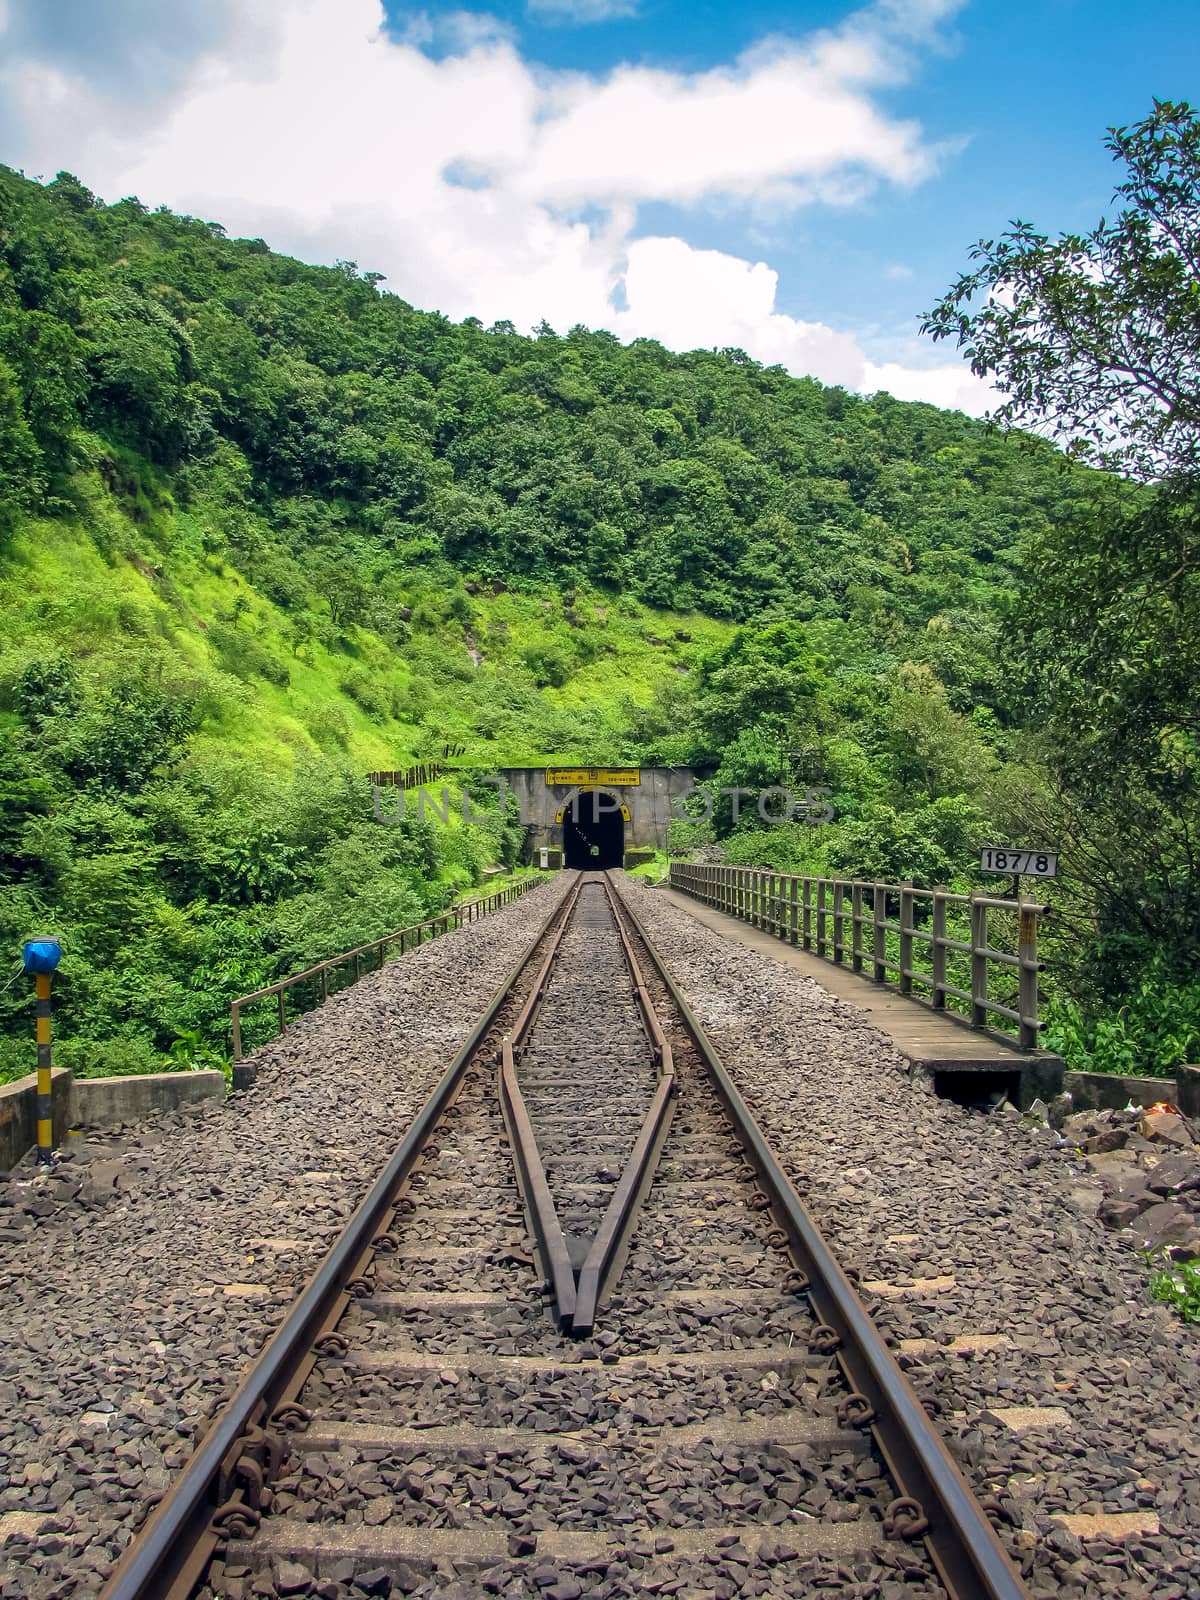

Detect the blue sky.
[
  {"left": 1, "top": 0, "right": 1196, "bottom": 410},
  {"left": 401, "top": 0, "right": 1194, "bottom": 363}
]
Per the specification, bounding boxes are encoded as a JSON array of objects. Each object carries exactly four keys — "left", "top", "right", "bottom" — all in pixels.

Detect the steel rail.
[
  {"left": 571, "top": 1071, "right": 674, "bottom": 1335},
  {"left": 571, "top": 877, "right": 677, "bottom": 1335},
  {"left": 505, "top": 874, "right": 586, "bottom": 1052},
  {"left": 505, "top": 872, "right": 682, "bottom": 1334},
  {"left": 495, "top": 873, "right": 585, "bottom": 1328},
  {"left": 498, "top": 1035, "right": 578, "bottom": 1328},
  {"left": 606, "top": 874, "right": 1033, "bottom": 1600},
  {"left": 497, "top": 871, "right": 676, "bottom": 1335},
  {"left": 97, "top": 879, "right": 577, "bottom": 1600}
]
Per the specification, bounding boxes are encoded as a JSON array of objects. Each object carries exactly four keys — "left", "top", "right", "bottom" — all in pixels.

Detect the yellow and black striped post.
[
  {"left": 34, "top": 972, "right": 53, "bottom": 1161},
  {"left": 22, "top": 937, "right": 62, "bottom": 1165}
]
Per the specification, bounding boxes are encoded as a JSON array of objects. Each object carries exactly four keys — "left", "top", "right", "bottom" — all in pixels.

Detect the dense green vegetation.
[
  {"left": 926, "top": 102, "right": 1200, "bottom": 1077},
  {"left": 0, "top": 116, "right": 1194, "bottom": 1083}
]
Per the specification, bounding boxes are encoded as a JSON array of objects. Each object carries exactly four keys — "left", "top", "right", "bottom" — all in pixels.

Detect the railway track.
[{"left": 100, "top": 872, "right": 1031, "bottom": 1600}]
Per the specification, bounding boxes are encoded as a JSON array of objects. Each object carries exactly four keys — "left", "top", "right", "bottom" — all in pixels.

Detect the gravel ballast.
[
  {"left": 3, "top": 865, "right": 1199, "bottom": 1599},
  {"left": 618, "top": 876, "right": 1200, "bottom": 1600},
  {"left": 0, "top": 876, "right": 572, "bottom": 1600}
]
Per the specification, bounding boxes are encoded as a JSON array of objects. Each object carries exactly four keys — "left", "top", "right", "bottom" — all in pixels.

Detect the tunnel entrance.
[{"left": 562, "top": 789, "right": 625, "bottom": 869}]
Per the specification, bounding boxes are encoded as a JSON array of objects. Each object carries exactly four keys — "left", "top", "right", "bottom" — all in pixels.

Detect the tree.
[
  {"left": 997, "top": 486, "right": 1200, "bottom": 991},
  {"left": 0, "top": 357, "right": 44, "bottom": 527},
  {"left": 923, "top": 101, "right": 1200, "bottom": 481},
  {"left": 697, "top": 621, "right": 825, "bottom": 748},
  {"left": 888, "top": 662, "right": 995, "bottom": 799},
  {"left": 82, "top": 285, "right": 198, "bottom": 462},
  {"left": 927, "top": 102, "right": 1200, "bottom": 995}
]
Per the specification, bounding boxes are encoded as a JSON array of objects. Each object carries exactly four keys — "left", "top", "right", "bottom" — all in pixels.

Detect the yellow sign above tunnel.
[{"left": 545, "top": 767, "right": 641, "bottom": 787}]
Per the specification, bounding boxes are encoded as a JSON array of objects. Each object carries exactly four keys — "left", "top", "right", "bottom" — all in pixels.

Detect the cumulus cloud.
[
  {"left": 0, "top": 0, "right": 238, "bottom": 96},
  {"left": 612, "top": 238, "right": 867, "bottom": 383},
  {"left": 608, "top": 237, "right": 989, "bottom": 406},
  {"left": 526, "top": 0, "right": 640, "bottom": 24},
  {"left": 506, "top": 44, "right": 943, "bottom": 210},
  {"left": 391, "top": 8, "right": 518, "bottom": 52},
  {"left": 862, "top": 358, "right": 990, "bottom": 411},
  {"left": 0, "top": 0, "right": 987, "bottom": 411}
]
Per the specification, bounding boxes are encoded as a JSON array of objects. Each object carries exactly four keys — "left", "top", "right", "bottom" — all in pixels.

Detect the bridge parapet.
[{"left": 671, "top": 863, "right": 1047, "bottom": 1051}]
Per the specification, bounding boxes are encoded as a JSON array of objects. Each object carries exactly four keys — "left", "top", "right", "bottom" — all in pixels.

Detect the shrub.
[
  {"left": 307, "top": 702, "right": 350, "bottom": 749},
  {"left": 208, "top": 623, "right": 290, "bottom": 687},
  {"left": 339, "top": 666, "right": 391, "bottom": 717},
  {"left": 1042, "top": 972, "right": 1200, "bottom": 1078},
  {"left": 59, "top": 1029, "right": 163, "bottom": 1078}
]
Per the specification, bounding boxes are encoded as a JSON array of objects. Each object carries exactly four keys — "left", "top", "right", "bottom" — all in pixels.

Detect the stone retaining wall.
[
  {"left": 1064, "top": 1065, "right": 1199, "bottom": 1115},
  {"left": 0, "top": 1069, "right": 226, "bottom": 1170},
  {"left": 0, "top": 1069, "right": 73, "bottom": 1172}
]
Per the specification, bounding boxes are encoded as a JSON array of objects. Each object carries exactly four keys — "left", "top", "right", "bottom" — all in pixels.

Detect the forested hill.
[
  {"left": 2, "top": 164, "right": 1093, "bottom": 640},
  {"left": 2, "top": 163, "right": 1135, "bottom": 1081}
]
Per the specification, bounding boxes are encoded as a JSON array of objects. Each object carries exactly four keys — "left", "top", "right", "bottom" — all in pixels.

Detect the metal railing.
[
  {"left": 669, "top": 863, "right": 1046, "bottom": 1049},
  {"left": 367, "top": 741, "right": 469, "bottom": 790},
  {"left": 230, "top": 876, "right": 543, "bottom": 1061},
  {"left": 367, "top": 762, "right": 443, "bottom": 790}
]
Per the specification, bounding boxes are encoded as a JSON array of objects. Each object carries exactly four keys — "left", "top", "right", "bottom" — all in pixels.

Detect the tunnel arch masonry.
[{"left": 499, "top": 766, "right": 696, "bottom": 866}]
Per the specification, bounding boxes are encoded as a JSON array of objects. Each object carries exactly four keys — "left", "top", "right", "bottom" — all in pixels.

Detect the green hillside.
[{"left": 3, "top": 161, "right": 1191, "bottom": 1080}]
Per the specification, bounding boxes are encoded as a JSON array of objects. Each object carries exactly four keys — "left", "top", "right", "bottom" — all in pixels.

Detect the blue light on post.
[{"left": 22, "top": 938, "right": 63, "bottom": 976}]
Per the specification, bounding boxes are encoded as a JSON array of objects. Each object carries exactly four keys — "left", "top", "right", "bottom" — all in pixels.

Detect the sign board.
[
  {"left": 980, "top": 848, "right": 1057, "bottom": 878},
  {"left": 538, "top": 847, "right": 549, "bottom": 869},
  {"left": 545, "top": 767, "right": 640, "bottom": 787}
]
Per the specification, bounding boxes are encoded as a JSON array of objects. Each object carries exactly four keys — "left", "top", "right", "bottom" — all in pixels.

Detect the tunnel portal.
[{"left": 562, "top": 789, "right": 625, "bottom": 870}]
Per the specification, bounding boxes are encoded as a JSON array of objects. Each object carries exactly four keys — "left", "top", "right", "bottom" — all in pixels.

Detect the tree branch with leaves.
[{"left": 923, "top": 101, "right": 1200, "bottom": 483}]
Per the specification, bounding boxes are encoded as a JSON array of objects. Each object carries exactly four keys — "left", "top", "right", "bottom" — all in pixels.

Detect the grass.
[
  {"left": 0, "top": 467, "right": 734, "bottom": 781},
  {"left": 0, "top": 465, "right": 735, "bottom": 1086},
  {"left": 625, "top": 850, "right": 670, "bottom": 882},
  {"left": 1148, "top": 1256, "right": 1200, "bottom": 1323}
]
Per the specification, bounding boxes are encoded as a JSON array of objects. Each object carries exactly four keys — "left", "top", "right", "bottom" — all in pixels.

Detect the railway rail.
[{"left": 99, "top": 871, "right": 1031, "bottom": 1600}]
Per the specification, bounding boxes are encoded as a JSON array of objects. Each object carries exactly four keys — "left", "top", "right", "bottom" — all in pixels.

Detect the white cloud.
[
  {"left": 608, "top": 237, "right": 989, "bottom": 409},
  {"left": 393, "top": 8, "right": 518, "bottom": 51},
  {"left": 614, "top": 237, "right": 867, "bottom": 384},
  {"left": 0, "top": 0, "right": 986, "bottom": 411},
  {"left": 526, "top": 0, "right": 639, "bottom": 23},
  {"left": 885, "top": 261, "right": 914, "bottom": 280},
  {"left": 506, "top": 43, "right": 941, "bottom": 210},
  {"left": 862, "top": 358, "right": 989, "bottom": 411}
]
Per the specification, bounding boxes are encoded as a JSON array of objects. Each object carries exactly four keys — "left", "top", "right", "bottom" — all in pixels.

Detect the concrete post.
[
  {"left": 931, "top": 888, "right": 947, "bottom": 1009},
  {"left": 971, "top": 898, "right": 989, "bottom": 1028},
  {"left": 898, "top": 882, "right": 913, "bottom": 994},
  {"left": 872, "top": 883, "right": 887, "bottom": 982}
]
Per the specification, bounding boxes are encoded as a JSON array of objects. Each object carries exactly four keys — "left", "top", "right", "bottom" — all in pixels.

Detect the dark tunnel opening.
[
  {"left": 932, "top": 1068, "right": 1023, "bottom": 1111},
  {"left": 562, "top": 790, "right": 625, "bottom": 869}
]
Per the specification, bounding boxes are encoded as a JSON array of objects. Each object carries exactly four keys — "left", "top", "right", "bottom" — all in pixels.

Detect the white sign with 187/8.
[{"left": 980, "top": 848, "right": 1057, "bottom": 877}]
